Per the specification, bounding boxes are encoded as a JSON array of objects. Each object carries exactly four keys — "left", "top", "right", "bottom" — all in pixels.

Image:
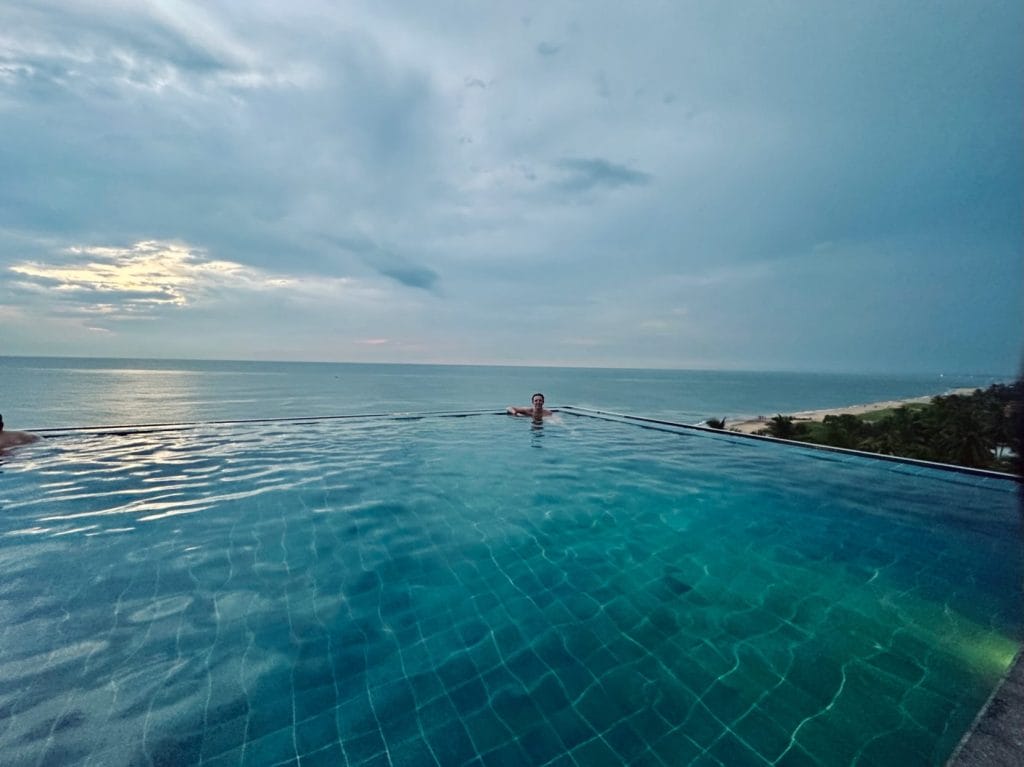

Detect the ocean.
[{"left": 0, "top": 356, "right": 1007, "bottom": 431}]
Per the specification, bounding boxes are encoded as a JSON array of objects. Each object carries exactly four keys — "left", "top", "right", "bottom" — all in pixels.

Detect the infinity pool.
[{"left": 0, "top": 413, "right": 1019, "bottom": 766}]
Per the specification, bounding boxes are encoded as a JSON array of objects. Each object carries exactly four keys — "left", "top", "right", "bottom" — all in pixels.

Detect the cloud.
[
  {"left": 536, "top": 42, "right": 560, "bottom": 56},
  {"left": 0, "top": 1, "right": 265, "bottom": 97},
  {"left": 326, "top": 235, "right": 440, "bottom": 292},
  {"left": 553, "top": 158, "right": 653, "bottom": 193},
  {"left": 0, "top": 1, "right": 446, "bottom": 278},
  {"left": 5, "top": 239, "right": 352, "bottom": 321},
  {"left": 10, "top": 241, "right": 240, "bottom": 305},
  {"left": 376, "top": 264, "right": 439, "bottom": 291}
]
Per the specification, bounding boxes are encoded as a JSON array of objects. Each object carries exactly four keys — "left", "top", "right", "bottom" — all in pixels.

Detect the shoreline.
[{"left": 724, "top": 387, "right": 978, "bottom": 435}]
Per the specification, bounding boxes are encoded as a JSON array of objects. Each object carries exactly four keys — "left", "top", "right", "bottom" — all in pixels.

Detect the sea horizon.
[
  {"left": 1, "top": 353, "right": 1018, "bottom": 379},
  {"left": 1, "top": 355, "right": 1012, "bottom": 432}
]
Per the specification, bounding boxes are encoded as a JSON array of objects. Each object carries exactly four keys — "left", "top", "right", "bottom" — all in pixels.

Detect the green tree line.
[{"left": 757, "top": 381, "right": 1023, "bottom": 473}]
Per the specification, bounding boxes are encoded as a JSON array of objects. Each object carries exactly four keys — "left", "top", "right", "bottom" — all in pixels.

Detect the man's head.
[{"left": 531, "top": 393, "right": 545, "bottom": 409}]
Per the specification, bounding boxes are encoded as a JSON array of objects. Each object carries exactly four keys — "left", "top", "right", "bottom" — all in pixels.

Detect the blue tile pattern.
[{"left": 0, "top": 415, "right": 1019, "bottom": 766}]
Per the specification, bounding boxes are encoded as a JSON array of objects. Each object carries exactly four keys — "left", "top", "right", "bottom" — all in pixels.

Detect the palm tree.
[
  {"left": 820, "top": 414, "right": 871, "bottom": 449},
  {"left": 929, "top": 395, "right": 994, "bottom": 468},
  {"left": 765, "top": 415, "right": 799, "bottom": 439},
  {"left": 867, "top": 406, "right": 929, "bottom": 459}
]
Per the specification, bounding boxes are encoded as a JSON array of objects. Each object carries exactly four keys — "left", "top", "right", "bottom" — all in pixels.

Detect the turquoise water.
[
  {"left": 0, "top": 355, "right": 1005, "bottom": 430},
  {"left": 0, "top": 413, "right": 1019, "bottom": 766}
]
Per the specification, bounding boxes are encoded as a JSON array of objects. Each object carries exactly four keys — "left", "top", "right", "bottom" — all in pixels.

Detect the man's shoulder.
[{"left": 0, "top": 431, "right": 40, "bottom": 447}]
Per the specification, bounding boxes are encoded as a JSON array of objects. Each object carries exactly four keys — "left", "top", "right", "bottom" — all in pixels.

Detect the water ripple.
[{"left": 0, "top": 416, "right": 1018, "bottom": 767}]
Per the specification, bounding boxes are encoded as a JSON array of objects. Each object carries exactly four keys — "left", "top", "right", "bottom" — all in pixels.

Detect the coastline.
[{"left": 725, "top": 387, "right": 979, "bottom": 435}]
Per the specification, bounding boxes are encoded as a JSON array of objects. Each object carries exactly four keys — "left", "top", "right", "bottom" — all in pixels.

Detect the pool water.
[{"left": 0, "top": 413, "right": 1019, "bottom": 766}]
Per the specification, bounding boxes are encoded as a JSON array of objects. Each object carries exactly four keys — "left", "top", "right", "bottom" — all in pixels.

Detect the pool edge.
[
  {"left": 946, "top": 648, "right": 1024, "bottom": 766},
  {"left": 560, "top": 406, "right": 1021, "bottom": 482}
]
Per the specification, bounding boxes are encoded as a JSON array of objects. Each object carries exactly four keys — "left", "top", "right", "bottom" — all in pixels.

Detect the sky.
[{"left": 0, "top": 1, "right": 1020, "bottom": 374}]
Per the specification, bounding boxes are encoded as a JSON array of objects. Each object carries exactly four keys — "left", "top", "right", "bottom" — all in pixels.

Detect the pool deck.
[{"left": 947, "top": 650, "right": 1024, "bottom": 766}]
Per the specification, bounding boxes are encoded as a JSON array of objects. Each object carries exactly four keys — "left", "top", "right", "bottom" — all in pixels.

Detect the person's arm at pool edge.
[
  {"left": 507, "top": 393, "right": 553, "bottom": 417},
  {"left": 0, "top": 413, "right": 40, "bottom": 452}
]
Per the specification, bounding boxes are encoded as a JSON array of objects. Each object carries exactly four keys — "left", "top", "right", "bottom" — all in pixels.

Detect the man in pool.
[
  {"left": 507, "top": 393, "right": 554, "bottom": 420},
  {"left": 0, "top": 413, "right": 39, "bottom": 451}
]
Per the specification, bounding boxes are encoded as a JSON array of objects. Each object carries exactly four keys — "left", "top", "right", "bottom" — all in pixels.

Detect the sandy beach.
[{"left": 724, "top": 387, "right": 978, "bottom": 435}]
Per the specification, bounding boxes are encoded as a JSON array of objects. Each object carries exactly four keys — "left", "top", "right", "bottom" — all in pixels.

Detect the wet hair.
[{"left": 531, "top": 393, "right": 544, "bottom": 402}]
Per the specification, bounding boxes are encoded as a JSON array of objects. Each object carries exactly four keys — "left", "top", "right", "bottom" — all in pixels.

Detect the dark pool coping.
[
  {"left": 946, "top": 649, "right": 1024, "bottom": 766},
  {"left": 559, "top": 406, "right": 1021, "bottom": 483}
]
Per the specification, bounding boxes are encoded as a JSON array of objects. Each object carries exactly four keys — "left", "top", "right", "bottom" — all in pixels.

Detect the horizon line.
[{"left": 0, "top": 353, "right": 1016, "bottom": 380}]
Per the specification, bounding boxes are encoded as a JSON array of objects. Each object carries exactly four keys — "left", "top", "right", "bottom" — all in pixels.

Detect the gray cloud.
[
  {"left": 0, "top": 0, "right": 245, "bottom": 94},
  {"left": 553, "top": 158, "right": 653, "bottom": 193},
  {"left": 536, "top": 42, "right": 561, "bottom": 56},
  {"left": 376, "top": 264, "right": 440, "bottom": 291},
  {"left": 326, "top": 236, "right": 440, "bottom": 292}
]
